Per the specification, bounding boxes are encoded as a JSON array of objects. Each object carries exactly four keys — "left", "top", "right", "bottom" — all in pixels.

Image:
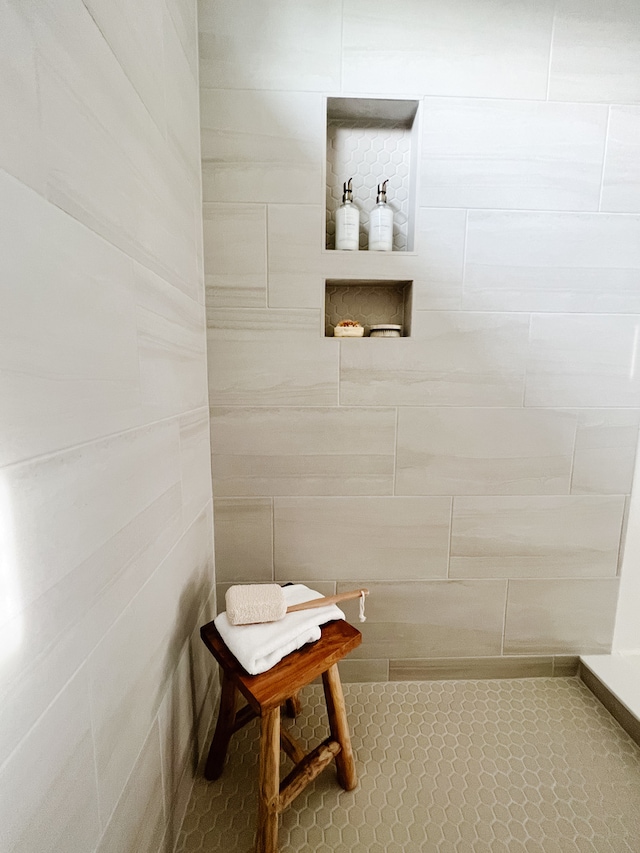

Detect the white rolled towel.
[{"left": 214, "top": 584, "right": 345, "bottom": 675}]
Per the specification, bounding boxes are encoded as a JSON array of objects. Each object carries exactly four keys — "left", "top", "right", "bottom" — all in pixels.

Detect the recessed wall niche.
[
  {"left": 326, "top": 97, "right": 420, "bottom": 252},
  {"left": 325, "top": 279, "right": 413, "bottom": 337}
]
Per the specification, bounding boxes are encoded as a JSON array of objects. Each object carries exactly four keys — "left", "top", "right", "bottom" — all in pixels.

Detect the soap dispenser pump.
[
  {"left": 335, "top": 177, "right": 360, "bottom": 251},
  {"left": 368, "top": 179, "right": 393, "bottom": 252}
]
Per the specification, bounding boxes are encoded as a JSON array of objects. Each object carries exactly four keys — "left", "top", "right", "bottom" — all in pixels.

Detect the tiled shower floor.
[{"left": 176, "top": 678, "right": 640, "bottom": 853}]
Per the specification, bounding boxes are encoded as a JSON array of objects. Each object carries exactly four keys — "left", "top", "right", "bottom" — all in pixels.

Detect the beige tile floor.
[{"left": 176, "top": 678, "right": 640, "bottom": 853}]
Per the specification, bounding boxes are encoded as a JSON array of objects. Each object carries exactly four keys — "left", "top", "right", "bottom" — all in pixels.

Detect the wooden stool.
[{"left": 200, "top": 619, "right": 362, "bottom": 853}]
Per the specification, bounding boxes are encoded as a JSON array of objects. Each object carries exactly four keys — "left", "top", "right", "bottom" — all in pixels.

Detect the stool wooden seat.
[{"left": 200, "top": 619, "right": 362, "bottom": 853}]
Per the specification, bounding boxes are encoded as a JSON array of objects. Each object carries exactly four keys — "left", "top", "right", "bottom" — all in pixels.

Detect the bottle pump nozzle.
[
  {"left": 342, "top": 178, "right": 354, "bottom": 203},
  {"left": 376, "top": 179, "right": 388, "bottom": 204}
]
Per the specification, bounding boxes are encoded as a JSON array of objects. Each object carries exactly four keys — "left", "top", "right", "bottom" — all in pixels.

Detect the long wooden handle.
[{"left": 286, "top": 588, "right": 369, "bottom": 614}]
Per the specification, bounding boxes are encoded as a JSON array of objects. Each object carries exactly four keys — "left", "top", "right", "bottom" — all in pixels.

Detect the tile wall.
[
  {"left": 0, "top": 2, "right": 214, "bottom": 853},
  {"left": 201, "top": 0, "right": 640, "bottom": 680}
]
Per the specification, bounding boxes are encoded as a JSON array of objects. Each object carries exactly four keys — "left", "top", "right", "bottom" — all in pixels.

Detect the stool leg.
[
  {"left": 204, "top": 671, "right": 237, "bottom": 781},
  {"left": 322, "top": 664, "right": 357, "bottom": 791},
  {"left": 284, "top": 691, "right": 302, "bottom": 719},
  {"left": 256, "top": 708, "right": 280, "bottom": 853}
]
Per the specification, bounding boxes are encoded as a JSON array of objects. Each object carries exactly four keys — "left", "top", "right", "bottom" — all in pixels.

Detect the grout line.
[
  {"left": 501, "top": 580, "right": 510, "bottom": 656},
  {"left": 392, "top": 407, "right": 399, "bottom": 495},
  {"left": 545, "top": 9, "right": 556, "bottom": 102},
  {"left": 460, "top": 208, "right": 469, "bottom": 306},
  {"left": 447, "top": 496, "right": 454, "bottom": 579},
  {"left": 264, "top": 204, "right": 270, "bottom": 308},
  {"left": 598, "top": 106, "right": 612, "bottom": 212}
]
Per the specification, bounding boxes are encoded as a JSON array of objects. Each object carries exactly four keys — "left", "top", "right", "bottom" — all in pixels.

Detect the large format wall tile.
[
  {"left": 571, "top": 410, "right": 640, "bottom": 495},
  {"left": 213, "top": 498, "right": 274, "bottom": 583},
  {"left": 525, "top": 314, "right": 640, "bottom": 408},
  {"left": 135, "top": 262, "right": 208, "bottom": 421},
  {"left": 95, "top": 723, "right": 165, "bottom": 853},
  {"left": 549, "top": 0, "right": 640, "bottom": 104},
  {"left": 82, "top": 0, "right": 165, "bottom": 132},
  {"left": 211, "top": 407, "right": 396, "bottom": 496},
  {"left": 342, "top": 0, "right": 554, "bottom": 99},
  {"left": 33, "top": 0, "right": 201, "bottom": 298},
  {"left": 450, "top": 496, "right": 624, "bottom": 578},
  {"left": 0, "top": 669, "right": 100, "bottom": 853},
  {"left": 199, "top": 0, "right": 342, "bottom": 91},
  {"left": 274, "top": 497, "right": 451, "bottom": 581},
  {"left": 179, "top": 409, "right": 213, "bottom": 526},
  {"left": 420, "top": 99, "right": 607, "bottom": 211},
  {"left": 267, "top": 204, "right": 323, "bottom": 309},
  {"left": 464, "top": 212, "right": 640, "bottom": 313},
  {"left": 396, "top": 408, "right": 575, "bottom": 495},
  {"left": 0, "top": 172, "right": 141, "bottom": 467},
  {"left": 0, "top": 7, "right": 44, "bottom": 192},
  {"left": 601, "top": 107, "right": 640, "bottom": 214},
  {"left": 504, "top": 578, "right": 619, "bottom": 654},
  {"left": 89, "top": 510, "right": 213, "bottom": 823},
  {"left": 203, "top": 204, "right": 267, "bottom": 310},
  {"left": 207, "top": 335, "right": 338, "bottom": 406},
  {"left": 341, "top": 580, "right": 507, "bottom": 659},
  {"left": 0, "top": 423, "right": 184, "bottom": 766},
  {"left": 200, "top": 89, "right": 323, "bottom": 204},
  {"left": 340, "top": 313, "right": 528, "bottom": 406},
  {"left": 413, "top": 208, "right": 465, "bottom": 311}
]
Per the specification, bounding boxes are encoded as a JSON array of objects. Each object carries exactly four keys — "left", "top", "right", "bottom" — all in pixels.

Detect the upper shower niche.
[{"left": 326, "top": 97, "right": 420, "bottom": 253}]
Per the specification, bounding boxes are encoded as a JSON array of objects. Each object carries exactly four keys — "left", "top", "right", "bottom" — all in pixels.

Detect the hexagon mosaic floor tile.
[{"left": 175, "top": 678, "right": 640, "bottom": 853}]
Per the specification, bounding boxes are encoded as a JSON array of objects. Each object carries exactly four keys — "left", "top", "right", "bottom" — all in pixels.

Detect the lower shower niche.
[{"left": 325, "top": 279, "right": 412, "bottom": 338}]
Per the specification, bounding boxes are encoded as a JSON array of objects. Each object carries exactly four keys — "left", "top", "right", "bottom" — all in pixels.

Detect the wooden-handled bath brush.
[{"left": 225, "top": 584, "right": 369, "bottom": 626}]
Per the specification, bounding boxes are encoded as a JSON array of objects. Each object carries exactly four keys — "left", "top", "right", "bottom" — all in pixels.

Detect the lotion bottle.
[
  {"left": 335, "top": 178, "right": 359, "bottom": 251},
  {"left": 368, "top": 179, "right": 393, "bottom": 252}
]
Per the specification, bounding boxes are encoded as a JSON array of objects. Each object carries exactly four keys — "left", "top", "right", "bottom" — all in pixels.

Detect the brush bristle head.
[{"left": 225, "top": 584, "right": 287, "bottom": 625}]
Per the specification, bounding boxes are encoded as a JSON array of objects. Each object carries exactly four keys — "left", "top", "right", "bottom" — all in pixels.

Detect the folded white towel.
[{"left": 214, "top": 584, "right": 345, "bottom": 675}]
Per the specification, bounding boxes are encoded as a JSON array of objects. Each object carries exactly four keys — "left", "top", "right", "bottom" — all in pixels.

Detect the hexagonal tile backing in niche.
[{"left": 327, "top": 122, "right": 411, "bottom": 251}]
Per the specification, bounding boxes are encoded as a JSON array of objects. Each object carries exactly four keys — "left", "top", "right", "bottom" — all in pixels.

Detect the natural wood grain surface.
[
  {"left": 322, "top": 664, "right": 358, "bottom": 791},
  {"left": 200, "top": 619, "right": 362, "bottom": 713},
  {"left": 278, "top": 738, "right": 341, "bottom": 811},
  {"left": 256, "top": 709, "right": 281, "bottom": 853}
]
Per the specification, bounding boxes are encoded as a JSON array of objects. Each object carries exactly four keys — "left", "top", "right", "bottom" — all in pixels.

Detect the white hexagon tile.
[
  {"left": 326, "top": 122, "right": 411, "bottom": 251},
  {"left": 175, "top": 678, "right": 640, "bottom": 853}
]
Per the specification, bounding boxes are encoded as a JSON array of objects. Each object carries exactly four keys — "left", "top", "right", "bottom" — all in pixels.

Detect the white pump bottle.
[
  {"left": 335, "top": 178, "right": 360, "bottom": 251},
  {"left": 368, "top": 179, "right": 393, "bottom": 252}
]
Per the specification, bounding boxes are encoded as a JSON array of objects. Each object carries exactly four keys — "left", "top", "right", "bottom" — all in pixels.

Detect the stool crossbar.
[{"left": 200, "top": 619, "right": 362, "bottom": 853}]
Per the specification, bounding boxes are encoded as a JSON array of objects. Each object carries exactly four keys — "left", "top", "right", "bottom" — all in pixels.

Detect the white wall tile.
[
  {"left": 203, "top": 204, "right": 267, "bottom": 310},
  {"left": 89, "top": 510, "right": 213, "bottom": 823},
  {"left": 601, "top": 107, "right": 640, "bottom": 214},
  {"left": 213, "top": 498, "right": 273, "bottom": 583},
  {"left": 340, "top": 313, "right": 528, "bottom": 406},
  {"left": 421, "top": 98, "right": 607, "bottom": 211},
  {"left": 0, "top": 6, "right": 44, "bottom": 192},
  {"left": 179, "top": 409, "right": 213, "bottom": 526},
  {"left": 274, "top": 497, "right": 451, "bottom": 581},
  {"left": 0, "top": 172, "right": 141, "bottom": 467},
  {"left": 95, "top": 723, "right": 165, "bottom": 853},
  {"left": 31, "top": 0, "right": 201, "bottom": 297},
  {"left": 464, "top": 212, "right": 640, "bottom": 313},
  {"left": 207, "top": 335, "right": 339, "bottom": 406},
  {"left": 450, "top": 496, "right": 624, "bottom": 578},
  {"left": 342, "top": 0, "right": 554, "bottom": 99},
  {"left": 199, "top": 0, "right": 342, "bottom": 91},
  {"left": 200, "top": 89, "right": 324, "bottom": 204},
  {"left": 347, "top": 580, "right": 507, "bottom": 659},
  {"left": 396, "top": 408, "right": 576, "bottom": 495},
  {"left": 571, "top": 410, "right": 640, "bottom": 496},
  {"left": 163, "top": 2, "right": 202, "bottom": 174},
  {"left": 0, "top": 487, "right": 184, "bottom": 772},
  {"left": 82, "top": 0, "right": 166, "bottom": 132},
  {"left": 413, "top": 208, "right": 466, "bottom": 311},
  {"left": 268, "top": 204, "right": 324, "bottom": 309},
  {"left": 211, "top": 406, "right": 396, "bottom": 496},
  {"left": 549, "top": 0, "right": 640, "bottom": 104},
  {"left": 525, "top": 314, "right": 640, "bottom": 408},
  {"left": 134, "top": 262, "right": 209, "bottom": 421},
  {"left": 504, "top": 578, "right": 619, "bottom": 654},
  {"left": 0, "top": 669, "right": 100, "bottom": 853}
]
